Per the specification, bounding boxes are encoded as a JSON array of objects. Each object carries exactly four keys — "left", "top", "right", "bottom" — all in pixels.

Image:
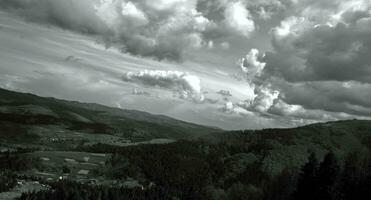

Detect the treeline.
[
  {"left": 0, "top": 150, "right": 39, "bottom": 171},
  {"left": 16, "top": 150, "right": 371, "bottom": 200},
  {"left": 0, "top": 170, "right": 17, "bottom": 192},
  {"left": 18, "top": 180, "right": 169, "bottom": 200},
  {"left": 73, "top": 141, "right": 371, "bottom": 200},
  {"left": 10, "top": 139, "right": 371, "bottom": 200},
  {"left": 0, "top": 149, "right": 40, "bottom": 193},
  {"left": 292, "top": 151, "right": 371, "bottom": 200}
]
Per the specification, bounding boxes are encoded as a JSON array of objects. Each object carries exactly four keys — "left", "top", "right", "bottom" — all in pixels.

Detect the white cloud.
[
  {"left": 144, "top": 0, "right": 193, "bottom": 11},
  {"left": 131, "top": 88, "right": 150, "bottom": 96},
  {"left": 224, "top": 1, "right": 255, "bottom": 37},
  {"left": 251, "top": 86, "right": 279, "bottom": 112},
  {"left": 220, "top": 41, "right": 230, "bottom": 49},
  {"left": 224, "top": 101, "right": 234, "bottom": 113},
  {"left": 235, "top": 48, "right": 281, "bottom": 114},
  {"left": 122, "top": 70, "right": 203, "bottom": 101},
  {"left": 121, "top": 1, "right": 148, "bottom": 26},
  {"left": 207, "top": 40, "right": 214, "bottom": 49},
  {"left": 239, "top": 49, "right": 266, "bottom": 81},
  {"left": 237, "top": 85, "right": 279, "bottom": 113},
  {"left": 219, "top": 100, "right": 255, "bottom": 116},
  {"left": 193, "top": 14, "right": 212, "bottom": 32},
  {"left": 273, "top": 16, "right": 306, "bottom": 37}
]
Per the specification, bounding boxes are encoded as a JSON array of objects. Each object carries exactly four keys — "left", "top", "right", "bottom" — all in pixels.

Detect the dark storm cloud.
[
  {"left": 0, "top": 0, "right": 108, "bottom": 33},
  {"left": 275, "top": 81, "right": 371, "bottom": 117},
  {"left": 265, "top": 12, "right": 371, "bottom": 83}
]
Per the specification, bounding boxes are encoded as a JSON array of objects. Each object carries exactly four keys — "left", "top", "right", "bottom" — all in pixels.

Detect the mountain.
[{"left": 0, "top": 87, "right": 220, "bottom": 146}]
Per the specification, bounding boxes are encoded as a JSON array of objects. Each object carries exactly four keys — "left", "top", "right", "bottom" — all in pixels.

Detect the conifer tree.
[
  {"left": 292, "top": 152, "right": 319, "bottom": 200},
  {"left": 316, "top": 152, "right": 340, "bottom": 200}
]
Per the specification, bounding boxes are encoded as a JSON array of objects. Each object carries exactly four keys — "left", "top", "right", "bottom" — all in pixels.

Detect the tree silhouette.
[
  {"left": 264, "top": 168, "right": 296, "bottom": 200},
  {"left": 316, "top": 152, "right": 340, "bottom": 200},
  {"left": 338, "top": 151, "right": 371, "bottom": 200},
  {"left": 292, "top": 152, "right": 319, "bottom": 200}
]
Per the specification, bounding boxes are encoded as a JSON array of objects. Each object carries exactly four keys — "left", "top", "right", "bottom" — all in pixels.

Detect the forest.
[{"left": 1, "top": 139, "right": 370, "bottom": 200}]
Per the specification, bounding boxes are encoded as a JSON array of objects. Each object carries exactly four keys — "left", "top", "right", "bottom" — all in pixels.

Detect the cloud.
[
  {"left": 196, "top": 0, "right": 258, "bottom": 39},
  {"left": 219, "top": 101, "right": 255, "bottom": 116},
  {"left": 120, "top": 1, "right": 149, "bottom": 26},
  {"left": 131, "top": 88, "right": 151, "bottom": 96},
  {"left": 122, "top": 70, "right": 203, "bottom": 101},
  {"left": 263, "top": 1, "right": 371, "bottom": 118},
  {"left": 220, "top": 41, "right": 230, "bottom": 49},
  {"left": 249, "top": 85, "right": 279, "bottom": 113},
  {"left": 267, "top": 14, "right": 371, "bottom": 83},
  {"left": 205, "top": 98, "right": 219, "bottom": 104},
  {"left": 236, "top": 48, "right": 280, "bottom": 114},
  {"left": 217, "top": 90, "right": 232, "bottom": 97},
  {"left": 277, "top": 81, "right": 371, "bottom": 117},
  {"left": 239, "top": 49, "right": 266, "bottom": 82},
  {"left": 223, "top": 1, "right": 255, "bottom": 37},
  {"left": 268, "top": 99, "right": 356, "bottom": 121},
  {"left": 0, "top": 0, "right": 214, "bottom": 61},
  {"left": 234, "top": 1, "right": 371, "bottom": 122},
  {"left": 2, "top": 0, "right": 371, "bottom": 128},
  {"left": 222, "top": 101, "right": 234, "bottom": 113}
]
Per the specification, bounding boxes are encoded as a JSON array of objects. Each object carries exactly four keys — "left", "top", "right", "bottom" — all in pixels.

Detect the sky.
[{"left": 0, "top": 0, "right": 370, "bottom": 130}]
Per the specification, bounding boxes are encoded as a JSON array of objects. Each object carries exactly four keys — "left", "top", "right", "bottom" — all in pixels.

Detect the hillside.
[
  {"left": 203, "top": 120, "right": 371, "bottom": 175},
  {"left": 0, "top": 87, "right": 220, "bottom": 147}
]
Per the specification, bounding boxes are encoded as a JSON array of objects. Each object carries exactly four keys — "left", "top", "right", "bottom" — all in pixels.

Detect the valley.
[{"left": 0, "top": 88, "right": 371, "bottom": 200}]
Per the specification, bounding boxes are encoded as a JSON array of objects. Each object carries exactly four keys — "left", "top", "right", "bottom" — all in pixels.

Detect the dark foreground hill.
[{"left": 0, "top": 88, "right": 371, "bottom": 200}]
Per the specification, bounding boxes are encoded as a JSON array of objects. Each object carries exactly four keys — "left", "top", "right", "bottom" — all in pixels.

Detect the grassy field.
[{"left": 19, "top": 151, "right": 109, "bottom": 183}]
